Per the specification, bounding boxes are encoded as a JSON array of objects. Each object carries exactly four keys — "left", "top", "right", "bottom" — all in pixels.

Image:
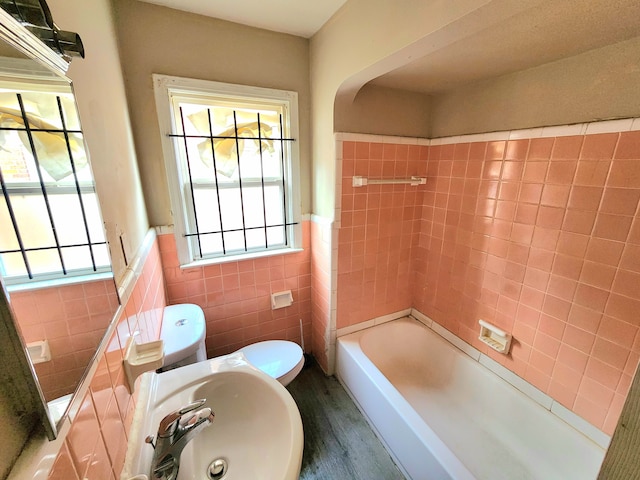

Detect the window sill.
[
  {"left": 5, "top": 271, "right": 114, "bottom": 293},
  {"left": 180, "top": 247, "right": 304, "bottom": 270}
]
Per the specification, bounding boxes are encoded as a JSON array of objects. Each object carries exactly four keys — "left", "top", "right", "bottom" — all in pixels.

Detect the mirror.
[{"left": 0, "top": 10, "right": 119, "bottom": 435}]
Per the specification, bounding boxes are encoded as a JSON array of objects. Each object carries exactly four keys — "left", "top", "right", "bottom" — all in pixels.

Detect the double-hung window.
[
  {"left": 153, "top": 75, "right": 301, "bottom": 265},
  {"left": 0, "top": 68, "right": 109, "bottom": 285}
]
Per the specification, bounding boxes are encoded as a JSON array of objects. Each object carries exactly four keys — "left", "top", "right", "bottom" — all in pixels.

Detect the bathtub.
[{"left": 336, "top": 317, "right": 605, "bottom": 480}]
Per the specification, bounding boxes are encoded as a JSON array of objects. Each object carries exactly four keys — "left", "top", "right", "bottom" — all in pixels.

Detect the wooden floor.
[{"left": 287, "top": 358, "right": 406, "bottom": 480}]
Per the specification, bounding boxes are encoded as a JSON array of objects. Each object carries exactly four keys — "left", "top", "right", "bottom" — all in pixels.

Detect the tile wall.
[
  {"left": 338, "top": 126, "right": 640, "bottom": 435},
  {"left": 10, "top": 279, "right": 119, "bottom": 402},
  {"left": 337, "top": 141, "right": 428, "bottom": 328},
  {"left": 310, "top": 217, "right": 333, "bottom": 372},
  {"left": 47, "top": 236, "right": 165, "bottom": 479},
  {"left": 414, "top": 130, "right": 640, "bottom": 434},
  {"left": 157, "top": 220, "right": 312, "bottom": 358}
]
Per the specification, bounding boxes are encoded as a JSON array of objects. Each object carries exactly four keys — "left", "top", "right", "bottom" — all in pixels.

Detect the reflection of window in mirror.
[
  {"left": 0, "top": 73, "right": 110, "bottom": 284},
  {"left": 0, "top": 60, "right": 118, "bottom": 416}
]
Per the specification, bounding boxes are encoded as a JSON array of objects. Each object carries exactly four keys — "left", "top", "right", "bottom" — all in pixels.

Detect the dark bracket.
[{"left": 0, "top": 0, "right": 84, "bottom": 58}]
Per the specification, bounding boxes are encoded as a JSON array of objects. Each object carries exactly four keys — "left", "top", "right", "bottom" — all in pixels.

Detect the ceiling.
[
  {"left": 137, "top": 0, "right": 347, "bottom": 38},
  {"left": 369, "top": 0, "right": 640, "bottom": 95},
  {"left": 137, "top": 0, "right": 640, "bottom": 96}
]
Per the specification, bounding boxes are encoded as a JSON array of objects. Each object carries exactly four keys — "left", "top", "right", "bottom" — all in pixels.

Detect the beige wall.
[
  {"left": 430, "top": 36, "right": 640, "bottom": 138},
  {"left": 48, "top": 0, "right": 149, "bottom": 286},
  {"left": 334, "top": 84, "right": 431, "bottom": 138},
  {"left": 112, "top": 0, "right": 311, "bottom": 226}
]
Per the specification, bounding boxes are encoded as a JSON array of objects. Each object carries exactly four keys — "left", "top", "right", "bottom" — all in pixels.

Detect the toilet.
[{"left": 159, "top": 303, "right": 304, "bottom": 386}]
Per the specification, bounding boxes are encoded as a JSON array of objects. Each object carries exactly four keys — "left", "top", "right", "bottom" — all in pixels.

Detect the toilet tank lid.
[{"left": 161, "top": 304, "right": 206, "bottom": 360}]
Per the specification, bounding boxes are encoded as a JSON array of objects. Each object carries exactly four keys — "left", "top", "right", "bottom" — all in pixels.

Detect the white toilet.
[{"left": 159, "top": 303, "right": 304, "bottom": 386}]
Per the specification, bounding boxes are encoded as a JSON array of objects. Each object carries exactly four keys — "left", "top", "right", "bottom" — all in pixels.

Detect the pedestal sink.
[{"left": 121, "top": 352, "right": 303, "bottom": 480}]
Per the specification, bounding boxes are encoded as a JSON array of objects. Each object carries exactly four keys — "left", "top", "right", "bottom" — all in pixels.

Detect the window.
[
  {"left": 0, "top": 76, "right": 110, "bottom": 284},
  {"left": 153, "top": 75, "right": 301, "bottom": 265}
]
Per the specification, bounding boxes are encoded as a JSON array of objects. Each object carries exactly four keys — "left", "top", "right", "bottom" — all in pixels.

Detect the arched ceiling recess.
[{"left": 335, "top": 0, "right": 640, "bottom": 125}]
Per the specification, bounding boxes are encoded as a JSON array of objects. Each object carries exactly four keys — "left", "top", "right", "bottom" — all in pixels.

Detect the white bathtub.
[{"left": 336, "top": 317, "right": 605, "bottom": 480}]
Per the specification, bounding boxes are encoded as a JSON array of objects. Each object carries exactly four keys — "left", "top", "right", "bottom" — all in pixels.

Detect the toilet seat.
[
  {"left": 237, "top": 340, "right": 304, "bottom": 386},
  {"left": 161, "top": 304, "right": 206, "bottom": 367}
]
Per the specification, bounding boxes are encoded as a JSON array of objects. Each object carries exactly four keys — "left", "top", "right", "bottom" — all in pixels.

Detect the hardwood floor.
[{"left": 287, "top": 358, "right": 406, "bottom": 480}]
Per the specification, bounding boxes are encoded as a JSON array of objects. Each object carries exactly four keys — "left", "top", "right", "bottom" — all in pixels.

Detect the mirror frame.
[
  {"left": 0, "top": 6, "right": 74, "bottom": 440},
  {"left": 0, "top": 281, "right": 55, "bottom": 440}
]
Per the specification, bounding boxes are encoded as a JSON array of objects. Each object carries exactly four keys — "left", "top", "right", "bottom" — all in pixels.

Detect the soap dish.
[
  {"left": 123, "top": 337, "right": 164, "bottom": 392},
  {"left": 26, "top": 339, "right": 51, "bottom": 364},
  {"left": 478, "top": 319, "right": 512, "bottom": 354}
]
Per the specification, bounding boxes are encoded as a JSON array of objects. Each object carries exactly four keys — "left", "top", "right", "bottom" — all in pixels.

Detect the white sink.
[{"left": 122, "top": 352, "right": 303, "bottom": 480}]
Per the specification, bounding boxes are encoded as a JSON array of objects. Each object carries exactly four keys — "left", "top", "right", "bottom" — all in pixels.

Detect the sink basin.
[{"left": 122, "top": 352, "right": 303, "bottom": 480}]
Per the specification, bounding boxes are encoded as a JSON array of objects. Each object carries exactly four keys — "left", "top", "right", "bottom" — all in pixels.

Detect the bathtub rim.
[{"left": 336, "top": 308, "right": 611, "bottom": 450}]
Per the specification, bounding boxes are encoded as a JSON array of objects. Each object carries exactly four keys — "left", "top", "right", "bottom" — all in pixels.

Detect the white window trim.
[{"left": 153, "top": 74, "right": 302, "bottom": 266}]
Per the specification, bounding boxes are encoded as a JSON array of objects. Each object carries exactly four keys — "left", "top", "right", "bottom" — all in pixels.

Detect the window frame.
[{"left": 153, "top": 74, "right": 302, "bottom": 266}]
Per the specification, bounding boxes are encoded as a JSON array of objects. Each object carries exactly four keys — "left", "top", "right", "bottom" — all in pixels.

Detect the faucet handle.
[
  {"left": 158, "top": 399, "right": 208, "bottom": 438},
  {"left": 181, "top": 407, "right": 214, "bottom": 430}
]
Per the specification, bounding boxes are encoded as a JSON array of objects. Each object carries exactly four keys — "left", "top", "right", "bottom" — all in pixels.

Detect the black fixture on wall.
[{"left": 0, "top": 0, "right": 84, "bottom": 58}]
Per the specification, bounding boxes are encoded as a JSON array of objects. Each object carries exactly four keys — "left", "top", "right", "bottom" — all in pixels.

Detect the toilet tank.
[{"left": 159, "top": 303, "right": 207, "bottom": 372}]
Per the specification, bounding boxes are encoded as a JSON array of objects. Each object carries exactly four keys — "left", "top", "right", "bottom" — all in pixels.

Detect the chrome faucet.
[{"left": 145, "top": 399, "right": 215, "bottom": 480}]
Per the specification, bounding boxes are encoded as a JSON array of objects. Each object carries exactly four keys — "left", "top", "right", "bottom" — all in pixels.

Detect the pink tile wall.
[
  {"left": 121, "top": 240, "right": 166, "bottom": 345},
  {"left": 337, "top": 141, "right": 428, "bottom": 329},
  {"left": 48, "top": 236, "right": 166, "bottom": 480},
  {"left": 311, "top": 219, "right": 332, "bottom": 372},
  {"left": 413, "top": 131, "right": 640, "bottom": 434},
  {"left": 10, "top": 279, "right": 119, "bottom": 402},
  {"left": 158, "top": 221, "right": 312, "bottom": 358}
]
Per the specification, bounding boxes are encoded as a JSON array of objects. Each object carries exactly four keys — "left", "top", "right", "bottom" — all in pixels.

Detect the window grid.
[
  {"left": 206, "top": 107, "right": 226, "bottom": 255},
  {"left": 232, "top": 110, "right": 249, "bottom": 253},
  {"left": 0, "top": 92, "right": 106, "bottom": 280},
  {"left": 169, "top": 107, "right": 297, "bottom": 261},
  {"left": 257, "top": 112, "right": 268, "bottom": 249},
  {"left": 277, "top": 112, "right": 289, "bottom": 246}
]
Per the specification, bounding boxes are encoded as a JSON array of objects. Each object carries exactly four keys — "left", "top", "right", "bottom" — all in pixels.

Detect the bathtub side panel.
[{"left": 337, "top": 337, "right": 472, "bottom": 480}]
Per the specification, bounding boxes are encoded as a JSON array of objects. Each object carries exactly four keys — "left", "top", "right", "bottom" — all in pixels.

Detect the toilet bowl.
[
  {"left": 237, "top": 340, "right": 304, "bottom": 387},
  {"left": 159, "top": 303, "right": 304, "bottom": 386}
]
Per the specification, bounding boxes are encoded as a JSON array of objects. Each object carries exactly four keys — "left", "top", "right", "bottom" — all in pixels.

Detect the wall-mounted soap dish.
[
  {"left": 478, "top": 320, "right": 512, "bottom": 354},
  {"left": 123, "top": 337, "right": 164, "bottom": 392},
  {"left": 26, "top": 340, "right": 51, "bottom": 364},
  {"left": 271, "top": 290, "right": 293, "bottom": 310}
]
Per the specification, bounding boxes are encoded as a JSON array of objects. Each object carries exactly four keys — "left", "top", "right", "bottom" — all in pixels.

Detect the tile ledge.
[
  {"left": 337, "top": 116, "right": 640, "bottom": 147},
  {"left": 336, "top": 308, "right": 411, "bottom": 337}
]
